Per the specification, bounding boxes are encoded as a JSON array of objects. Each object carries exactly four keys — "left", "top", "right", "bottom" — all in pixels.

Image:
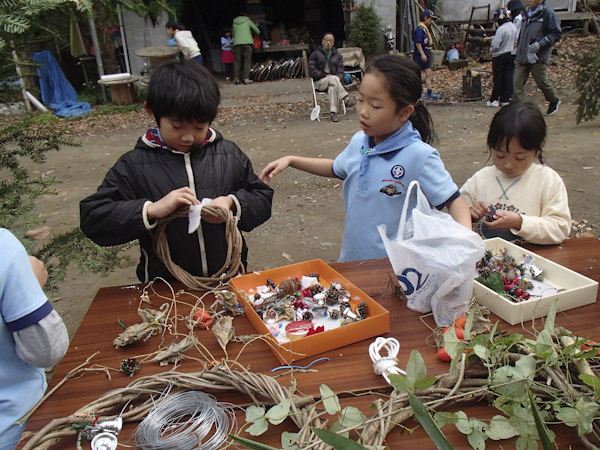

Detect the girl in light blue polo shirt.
[{"left": 260, "top": 55, "right": 471, "bottom": 262}]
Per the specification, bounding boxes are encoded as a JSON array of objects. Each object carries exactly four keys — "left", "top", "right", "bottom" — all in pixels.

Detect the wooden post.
[
  {"left": 88, "top": 17, "right": 108, "bottom": 103},
  {"left": 11, "top": 47, "right": 32, "bottom": 113}
]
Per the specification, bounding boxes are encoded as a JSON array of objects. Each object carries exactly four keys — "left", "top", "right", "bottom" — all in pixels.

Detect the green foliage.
[
  {"left": 475, "top": 272, "right": 505, "bottom": 295},
  {"left": 408, "top": 391, "right": 455, "bottom": 450},
  {"left": 425, "top": 0, "right": 441, "bottom": 18},
  {"left": 310, "top": 428, "right": 368, "bottom": 450},
  {"left": 575, "top": 42, "right": 600, "bottom": 124},
  {"left": 349, "top": 4, "right": 381, "bottom": 55},
  {"left": 90, "top": 103, "right": 142, "bottom": 115}
]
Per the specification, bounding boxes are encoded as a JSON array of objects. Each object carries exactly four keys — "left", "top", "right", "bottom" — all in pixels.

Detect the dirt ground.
[{"left": 21, "top": 63, "right": 600, "bottom": 339}]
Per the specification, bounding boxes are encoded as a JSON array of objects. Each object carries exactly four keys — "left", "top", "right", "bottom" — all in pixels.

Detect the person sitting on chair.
[{"left": 308, "top": 32, "right": 355, "bottom": 123}]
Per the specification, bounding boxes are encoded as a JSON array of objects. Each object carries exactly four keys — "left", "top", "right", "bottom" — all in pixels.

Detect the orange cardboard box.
[{"left": 231, "top": 259, "right": 390, "bottom": 364}]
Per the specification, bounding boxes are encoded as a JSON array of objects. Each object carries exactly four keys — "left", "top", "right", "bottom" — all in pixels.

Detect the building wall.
[
  {"left": 122, "top": 10, "right": 170, "bottom": 76},
  {"left": 438, "top": 0, "right": 574, "bottom": 22}
]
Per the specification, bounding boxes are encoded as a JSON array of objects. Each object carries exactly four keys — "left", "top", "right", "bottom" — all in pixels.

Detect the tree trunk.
[{"left": 94, "top": 5, "right": 119, "bottom": 74}]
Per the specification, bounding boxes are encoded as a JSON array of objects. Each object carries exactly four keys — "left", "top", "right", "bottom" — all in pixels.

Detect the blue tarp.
[{"left": 32, "top": 50, "right": 91, "bottom": 117}]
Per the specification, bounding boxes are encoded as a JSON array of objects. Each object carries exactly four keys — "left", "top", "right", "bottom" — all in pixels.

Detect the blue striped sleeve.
[
  {"left": 6, "top": 301, "right": 53, "bottom": 332},
  {"left": 435, "top": 190, "right": 461, "bottom": 210}
]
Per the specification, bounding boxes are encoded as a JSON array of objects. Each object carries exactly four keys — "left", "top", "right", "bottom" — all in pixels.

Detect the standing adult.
[
  {"left": 412, "top": 9, "right": 442, "bottom": 100},
  {"left": 308, "top": 32, "right": 356, "bottom": 123},
  {"left": 508, "top": 0, "right": 526, "bottom": 100},
  {"left": 232, "top": 11, "right": 260, "bottom": 85},
  {"left": 513, "top": 0, "right": 562, "bottom": 115}
]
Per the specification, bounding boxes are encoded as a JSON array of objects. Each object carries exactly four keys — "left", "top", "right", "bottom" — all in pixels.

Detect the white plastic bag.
[{"left": 378, "top": 181, "right": 485, "bottom": 326}]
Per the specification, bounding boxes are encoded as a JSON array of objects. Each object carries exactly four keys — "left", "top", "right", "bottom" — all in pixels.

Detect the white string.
[{"left": 369, "top": 337, "right": 406, "bottom": 385}]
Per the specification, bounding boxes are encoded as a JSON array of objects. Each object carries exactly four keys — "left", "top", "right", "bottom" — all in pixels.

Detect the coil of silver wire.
[{"left": 134, "top": 391, "right": 236, "bottom": 450}]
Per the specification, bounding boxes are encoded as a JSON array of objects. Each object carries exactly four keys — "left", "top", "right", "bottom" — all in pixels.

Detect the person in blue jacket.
[
  {"left": 260, "top": 55, "right": 471, "bottom": 262},
  {"left": 412, "top": 9, "right": 442, "bottom": 100},
  {"left": 513, "top": 0, "right": 562, "bottom": 115}
]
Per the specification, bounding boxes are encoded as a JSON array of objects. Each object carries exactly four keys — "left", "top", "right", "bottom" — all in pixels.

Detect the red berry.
[
  {"left": 515, "top": 288, "right": 524, "bottom": 297},
  {"left": 193, "top": 309, "right": 212, "bottom": 329},
  {"left": 454, "top": 317, "right": 467, "bottom": 329},
  {"left": 437, "top": 347, "right": 451, "bottom": 362},
  {"left": 443, "top": 326, "right": 465, "bottom": 340}
]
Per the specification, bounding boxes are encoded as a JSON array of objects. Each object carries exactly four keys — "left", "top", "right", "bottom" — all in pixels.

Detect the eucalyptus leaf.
[
  {"left": 576, "top": 398, "right": 600, "bottom": 436},
  {"left": 311, "top": 427, "right": 369, "bottom": 450},
  {"left": 266, "top": 398, "right": 291, "bottom": 425},
  {"left": 528, "top": 390, "right": 554, "bottom": 450},
  {"left": 556, "top": 407, "right": 578, "bottom": 427},
  {"left": 245, "top": 405, "right": 266, "bottom": 423},
  {"left": 414, "top": 375, "right": 437, "bottom": 391},
  {"left": 485, "top": 415, "right": 519, "bottom": 440},
  {"left": 464, "top": 307, "right": 475, "bottom": 340},
  {"left": 434, "top": 411, "right": 459, "bottom": 428},
  {"left": 281, "top": 431, "right": 299, "bottom": 450},
  {"left": 473, "top": 344, "right": 489, "bottom": 362},
  {"left": 535, "top": 329, "right": 554, "bottom": 358},
  {"left": 246, "top": 417, "right": 269, "bottom": 436},
  {"left": 516, "top": 435, "right": 538, "bottom": 450},
  {"left": 514, "top": 355, "right": 536, "bottom": 379},
  {"left": 466, "top": 427, "right": 486, "bottom": 450},
  {"left": 229, "top": 435, "right": 282, "bottom": 450},
  {"left": 329, "top": 422, "right": 350, "bottom": 438},
  {"left": 407, "top": 391, "right": 454, "bottom": 450},
  {"left": 543, "top": 298, "right": 559, "bottom": 335},
  {"left": 476, "top": 272, "right": 505, "bottom": 294},
  {"left": 320, "top": 384, "right": 341, "bottom": 415},
  {"left": 444, "top": 326, "right": 465, "bottom": 373},
  {"left": 339, "top": 406, "right": 366, "bottom": 429},
  {"left": 579, "top": 373, "right": 600, "bottom": 392},
  {"left": 406, "top": 350, "right": 427, "bottom": 382},
  {"left": 489, "top": 321, "right": 499, "bottom": 343},
  {"left": 455, "top": 411, "right": 473, "bottom": 435},
  {"left": 388, "top": 373, "right": 414, "bottom": 392}
]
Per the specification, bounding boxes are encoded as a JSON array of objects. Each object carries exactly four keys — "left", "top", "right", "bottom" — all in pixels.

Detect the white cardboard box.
[{"left": 473, "top": 238, "right": 598, "bottom": 325}]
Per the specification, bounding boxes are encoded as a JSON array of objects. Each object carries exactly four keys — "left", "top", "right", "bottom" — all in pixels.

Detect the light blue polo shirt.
[
  {"left": 332, "top": 121, "right": 459, "bottom": 262},
  {"left": 1, "top": 229, "right": 51, "bottom": 450}
]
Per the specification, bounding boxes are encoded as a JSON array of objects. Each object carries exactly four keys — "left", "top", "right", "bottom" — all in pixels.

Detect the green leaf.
[
  {"left": 485, "top": 415, "right": 519, "bottom": 440},
  {"left": 579, "top": 373, "right": 600, "bottom": 393},
  {"left": 535, "top": 329, "right": 554, "bottom": 358},
  {"left": 514, "top": 355, "right": 536, "bottom": 379},
  {"left": 320, "top": 384, "right": 341, "bottom": 415},
  {"left": 329, "top": 422, "right": 350, "bottom": 438},
  {"left": 414, "top": 376, "right": 437, "bottom": 391},
  {"left": 543, "top": 298, "right": 559, "bottom": 334},
  {"left": 473, "top": 344, "right": 489, "bottom": 362},
  {"left": 246, "top": 417, "right": 269, "bottom": 436},
  {"left": 245, "top": 405, "right": 266, "bottom": 422},
  {"left": 434, "top": 411, "right": 459, "bottom": 428},
  {"left": 266, "top": 399, "right": 291, "bottom": 425},
  {"left": 444, "top": 326, "right": 465, "bottom": 373},
  {"left": 516, "top": 435, "right": 538, "bottom": 450},
  {"left": 576, "top": 397, "right": 600, "bottom": 436},
  {"left": 556, "top": 407, "right": 578, "bottom": 427},
  {"left": 339, "top": 406, "right": 366, "bottom": 429},
  {"left": 388, "top": 373, "right": 414, "bottom": 392},
  {"left": 311, "top": 427, "right": 369, "bottom": 450},
  {"left": 406, "top": 349, "right": 428, "bottom": 382},
  {"left": 528, "top": 390, "right": 553, "bottom": 450},
  {"left": 464, "top": 307, "right": 475, "bottom": 340},
  {"left": 229, "top": 435, "right": 281, "bottom": 450},
  {"left": 407, "top": 391, "right": 455, "bottom": 450},
  {"left": 281, "top": 431, "right": 299, "bottom": 450},
  {"left": 455, "top": 411, "right": 473, "bottom": 435},
  {"left": 489, "top": 321, "right": 499, "bottom": 343},
  {"left": 466, "top": 421, "right": 487, "bottom": 450},
  {"left": 476, "top": 272, "right": 505, "bottom": 294}
]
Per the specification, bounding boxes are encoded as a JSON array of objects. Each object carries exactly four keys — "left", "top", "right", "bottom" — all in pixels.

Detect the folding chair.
[{"left": 310, "top": 78, "right": 346, "bottom": 121}]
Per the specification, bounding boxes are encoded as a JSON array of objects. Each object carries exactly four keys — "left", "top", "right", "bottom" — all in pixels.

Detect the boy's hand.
[
  {"left": 203, "top": 196, "right": 234, "bottom": 224},
  {"left": 487, "top": 210, "right": 523, "bottom": 231},
  {"left": 29, "top": 256, "right": 48, "bottom": 287},
  {"left": 260, "top": 156, "right": 292, "bottom": 184},
  {"left": 147, "top": 187, "right": 199, "bottom": 219},
  {"left": 470, "top": 201, "right": 489, "bottom": 221}
]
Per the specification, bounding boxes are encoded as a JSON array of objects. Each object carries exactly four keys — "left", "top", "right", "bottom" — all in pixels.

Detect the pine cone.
[
  {"left": 478, "top": 267, "right": 491, "bottom": 279},
  {"left": 356, "top": 302, "right": 368, "bottom": 318},
  {"left": 308, "top": 283, "right": 324, "bottom": 296},
  {"left": 308, "top": 272, "right": 320, "bottom": 281},
  {"left": 329, "top": 309, "right": 340, "bottom": 320},
  {"left": 339, "top": 301, "right": 351, "bottom": 312},
  {"left": 121, "top": 357, "right": 140, "bottom": 377},
  {"left": 302, "top": 311, "right": 314, "bottom": 322},
  {"left": 279, "top": 278, "right": 298, "bottom": 296},
  {"left": 325, "top": 285, "right": 340, "bottom": 306},
  {"left": 515, "top": 278, "right": 534, "bottom": 290}
]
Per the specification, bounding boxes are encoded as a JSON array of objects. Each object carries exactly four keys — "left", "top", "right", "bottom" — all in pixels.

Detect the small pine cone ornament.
[
  {"left": 308, "top": 272, "right": 320, "bottom": 281},
  {"left": 279, "top": 278, "right": 298, "bottom": 296},
  {"left": 329, "top": 309, "right": 340, "bottom": 320},
  {"left": 302, "top": 311, "right": 314, "bottom": 322},
  {"left": 121, "top": 357, "right": 140, "bottom": 377},
  {"left": 308, "top": 283, "right": 324, "bottom": 296},
  {"left": 325, "top": 285, "right": 340, "bottom": 305},
  {"left": 356, "top": 302, "right": 368, "bottom": 318},
  {"left": 515, "top": 278, "right": 534, "bottom": 290},
  {"left": 339, "top": 301, "right": 351, "bottom": 312},
  {"left": 478, "top": 267, "right": 491, "bottom": 279}
]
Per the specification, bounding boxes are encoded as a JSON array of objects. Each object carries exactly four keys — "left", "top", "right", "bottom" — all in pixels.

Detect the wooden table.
[
  {"left": 97, "top": 75, "right": 140, "bottom": 106},
  {"left": 20, "top": 238, "right": 600, "bottom": 449},
  {"left": 134, "top": 45, "right": 181, "bottom": 72},
  {"left": 254, "top": 44, "right": 309, "bottom": 78}
]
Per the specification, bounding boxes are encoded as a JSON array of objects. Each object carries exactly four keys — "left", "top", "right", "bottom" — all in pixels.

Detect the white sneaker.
[
  {"left": 499, "top": 101, "right": 510, "bottom": 106},
  {"left": 486, "top": 100, "right": 499, "bottom": 107}
]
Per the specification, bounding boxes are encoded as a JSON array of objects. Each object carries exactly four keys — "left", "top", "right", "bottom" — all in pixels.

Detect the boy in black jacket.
[{"left": 80, "top": 59, "right": 273, "bottom": 283}]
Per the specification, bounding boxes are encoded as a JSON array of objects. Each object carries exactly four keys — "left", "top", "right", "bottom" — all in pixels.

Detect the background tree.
[
  {"left": 349, "top": 4, "right": 381, "bottom": 55},
  {"left": 575, "top": 42, "right": 600, "bottom": 124}
]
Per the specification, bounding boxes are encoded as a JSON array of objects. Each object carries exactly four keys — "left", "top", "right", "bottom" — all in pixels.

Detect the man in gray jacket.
[{"left": 513, "top": 0, "right": 562, "bottom": 115}]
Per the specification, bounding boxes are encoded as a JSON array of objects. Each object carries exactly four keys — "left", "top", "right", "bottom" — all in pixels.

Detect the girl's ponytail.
[{"left": 366, "top": 55, "right": 435, "bottom": 145}]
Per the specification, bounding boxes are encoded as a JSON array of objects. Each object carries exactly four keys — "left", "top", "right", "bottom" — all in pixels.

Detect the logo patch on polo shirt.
[
  {"left": 380, "top": 184, "right": 402, "bottom": 196},
  {"left": 391, "top": 165, "right": 405, "bottom": 179}
]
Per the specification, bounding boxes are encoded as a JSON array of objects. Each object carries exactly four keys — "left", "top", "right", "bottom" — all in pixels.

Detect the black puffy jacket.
[
  {"left": 80, "top": 128, "right": 273, "bottom": 282},
  {"left": 308, "top": 46, "right": 345, "bottom": 81}
]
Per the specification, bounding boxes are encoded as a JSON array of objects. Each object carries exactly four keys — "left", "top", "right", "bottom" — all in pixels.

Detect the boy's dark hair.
[
  {"left": 146, "top": 59, "right": 221, "bottom": 125},
  {"left": 166, "top": 20, "right": 183, "bottom": 30},
  {"left": 365, "top": 55, "right": 435, "bottom": 144},
  {"left": 487, "top": 101, "right": 546, "bottom": 163}
]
